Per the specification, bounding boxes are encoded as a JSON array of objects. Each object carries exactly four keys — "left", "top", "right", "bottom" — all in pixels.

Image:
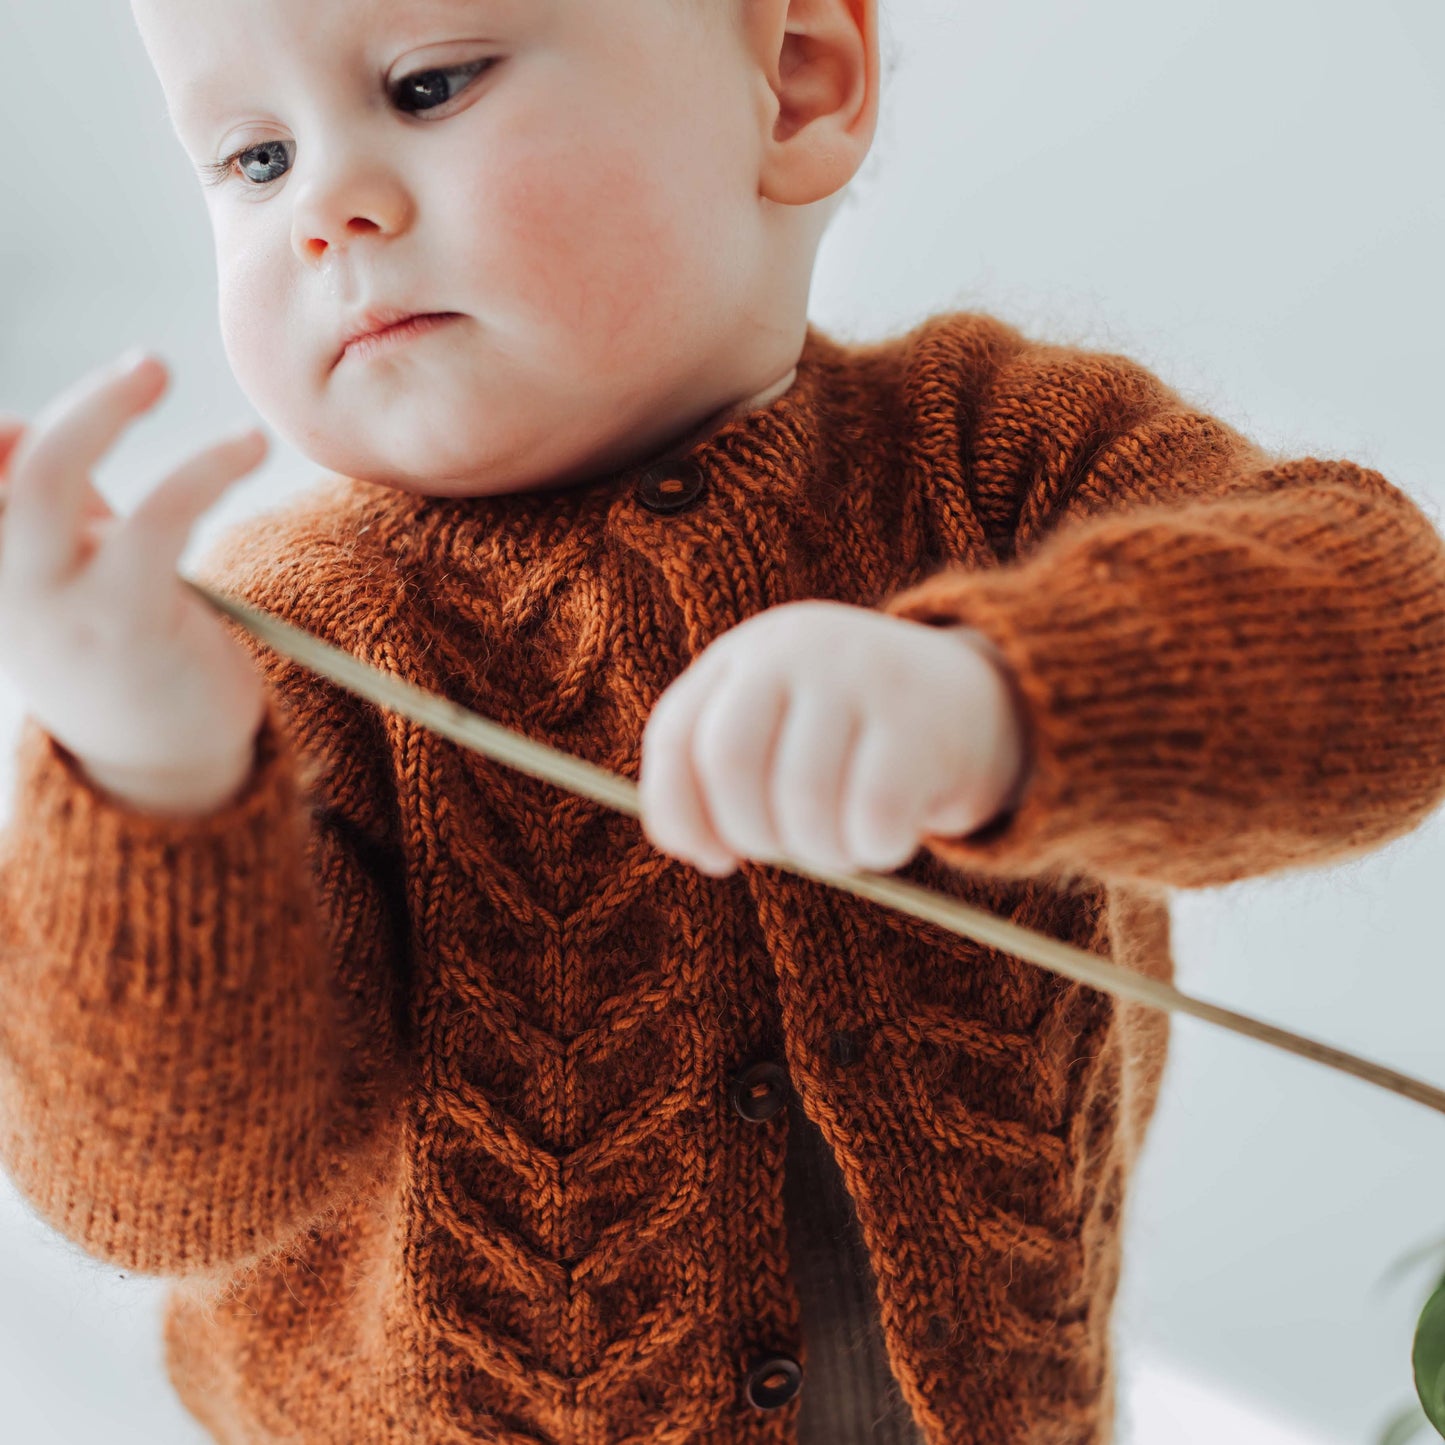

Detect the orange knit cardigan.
[{"left": 2, "top": 312, "right": 1444, "bottom": 1444}]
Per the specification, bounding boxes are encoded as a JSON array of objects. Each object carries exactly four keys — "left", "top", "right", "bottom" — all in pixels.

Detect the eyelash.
[{"left": 201, "top": 59, "right": 494, "bottom": 189}]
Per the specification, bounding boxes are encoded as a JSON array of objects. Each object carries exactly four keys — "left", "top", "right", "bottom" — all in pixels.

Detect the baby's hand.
[
  {"left": 0, "top": 352, "right": 272, "bottom": 813},
  {"left": 638, "top": 600, "right": 1031, "bottom": 878}
]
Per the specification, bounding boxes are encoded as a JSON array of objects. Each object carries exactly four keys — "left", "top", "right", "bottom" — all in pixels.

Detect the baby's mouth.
[{"left": 334, "top": 312, "right": 464, "bottom": 370}]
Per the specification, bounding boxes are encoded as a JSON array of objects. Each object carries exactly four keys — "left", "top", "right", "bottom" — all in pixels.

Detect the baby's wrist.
[{"left": 77, "top": 734, "right": 261, "bottom": 820}]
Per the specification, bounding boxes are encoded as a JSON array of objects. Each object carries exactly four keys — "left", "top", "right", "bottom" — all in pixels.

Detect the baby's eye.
[
  {"left": 230, "top": 141, "right": 292, "bottom": 187},
  {"left": 204, "top": 60, "right": 494, "bottom": 189},
  {"left": 392, "top": 59, "right": 493, "bottom": 114}
]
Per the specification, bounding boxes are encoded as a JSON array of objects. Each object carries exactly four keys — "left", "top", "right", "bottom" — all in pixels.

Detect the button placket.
[
  {"left": 729, "top": 1059, "right": 789, "bottom": 1122},
  {"left": 729, "top": 1059, "right": 801, "bottom": 1411},
  {"left": 743, "top": 1352, "right": 803, "bottom": 1409},
  {"left": 636, "top": 458, "right": 706, "bottom": 514}
]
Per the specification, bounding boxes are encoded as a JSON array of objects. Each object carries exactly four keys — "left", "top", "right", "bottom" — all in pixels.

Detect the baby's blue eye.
[
  {"left": 231, "top": 141, "right": 291, "bottom": 187},
  {"left": 203, "top": 60, "right": 493, "bottom": 189}
]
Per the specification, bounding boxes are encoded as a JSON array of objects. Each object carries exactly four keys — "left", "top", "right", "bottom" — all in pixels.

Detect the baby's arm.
[
  {"left": 880, "top": 339, "right": 1445, "bottom": 889},
  {"left": 0, "top": 527, "right": 411, "bottom": 1282}
]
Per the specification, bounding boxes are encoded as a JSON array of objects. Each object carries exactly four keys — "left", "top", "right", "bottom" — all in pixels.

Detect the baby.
[{"left": 2, "top": 0, "right": 1444, "bottom": 1442}]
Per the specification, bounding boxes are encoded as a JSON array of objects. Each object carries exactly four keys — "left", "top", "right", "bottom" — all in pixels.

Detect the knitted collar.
[{"left": 347, "top": 321, "right": 845, "bottom": 544}]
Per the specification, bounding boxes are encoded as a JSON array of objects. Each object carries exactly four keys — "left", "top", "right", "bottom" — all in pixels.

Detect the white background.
[{"left": 1, "top": 1, "right": 1444, "bottom": 1441}]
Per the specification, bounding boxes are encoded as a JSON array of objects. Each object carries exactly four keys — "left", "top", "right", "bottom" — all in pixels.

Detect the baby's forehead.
[
  {"left": 132, "top": 0, "right": 526, "bottom": 94},
  {"left": 132, "top": 0, "right": 535, "bottom": 139},
  {"left": 134, "top": 0, "right": 530, "bottom": 48}
]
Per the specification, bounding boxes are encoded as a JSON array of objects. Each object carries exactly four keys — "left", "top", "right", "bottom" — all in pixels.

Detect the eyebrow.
[{"left": 170, "top": 0, "right": 508, "bottom": 128}]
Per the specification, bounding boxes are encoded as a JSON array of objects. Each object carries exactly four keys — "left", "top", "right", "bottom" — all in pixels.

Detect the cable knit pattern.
[{"left": 2, "top": 312, "right": 1444, "bottom": 1444}]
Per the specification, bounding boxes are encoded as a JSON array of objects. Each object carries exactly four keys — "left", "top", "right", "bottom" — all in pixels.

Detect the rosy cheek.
[
  {"left": 466, "top": 130, "right": 697, "bottom": 376},
  {"left": 216, "top": 246, "right": 304, "bottom": 421}
]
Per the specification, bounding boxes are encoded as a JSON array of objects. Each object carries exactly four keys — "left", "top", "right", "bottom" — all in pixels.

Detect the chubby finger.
[
  {"left": 771, "top": 694, "right": 862, "bottom": 874},
  {"left": 692, "top": 672, "right": 789, "bottom": 865},
  {"left": 0, "top": 417, "right": 113, "bottom": 521},
  {"left": 841, "top": 721, "right": 923, "bottom": 873},
  {"left": 639, "top": 659, "right": 739, "bottom": 876},
  {"left": 0, "top": 479, "right": 116, "bottom": 526},
  {"left": 2, "top": 352, "right": 166, "bottom": 587},
  {"left": 0, "top": 482, "right": 114, "bottom": 524},
  {"left": 96, "top": 427, "right": 268, "bottom": 622}
]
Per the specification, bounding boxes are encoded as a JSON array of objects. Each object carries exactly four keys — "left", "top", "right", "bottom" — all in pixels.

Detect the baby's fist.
[{"left": 637, "top": 600, "right": 1031, "bottom": 878}]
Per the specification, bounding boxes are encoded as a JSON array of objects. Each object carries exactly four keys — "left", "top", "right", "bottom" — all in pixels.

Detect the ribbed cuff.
[
  {"left": 1, "top": 695, "right": 304, "bottom": 1006},
  {"left": 882, "top": 454, "right": 1445, "bottom": 891}
]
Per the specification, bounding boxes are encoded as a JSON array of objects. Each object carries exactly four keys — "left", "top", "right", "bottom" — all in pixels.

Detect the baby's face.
[{"left": 132, "top": 0, "right": 809, "bottom": 497}]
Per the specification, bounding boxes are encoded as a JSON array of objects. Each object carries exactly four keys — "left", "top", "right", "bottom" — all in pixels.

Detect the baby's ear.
[{"left": 748, "top": 0, "right": 881, "bottom": 207}]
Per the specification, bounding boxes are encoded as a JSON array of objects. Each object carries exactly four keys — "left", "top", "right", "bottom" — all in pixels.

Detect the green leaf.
[
  {"left": 1378, "top": 1399, "right": 1432, "bottom": 1445},
  {"left": 1413, "top": 1278, "right": 1445, "bottom": 1434}
]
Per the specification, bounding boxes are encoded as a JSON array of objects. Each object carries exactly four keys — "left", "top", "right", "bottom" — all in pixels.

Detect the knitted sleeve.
[
  {"left": 881, "top": 344, "right": 1445, "bottom": 891},
  {"left": 0, "top": 520, "right": 411, "bottom": 1281}
]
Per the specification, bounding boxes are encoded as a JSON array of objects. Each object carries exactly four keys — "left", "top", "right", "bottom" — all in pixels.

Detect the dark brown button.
[
  {"left": 923, "top": 1312, "right": 953, "bottom": 1350},
  {"left": 744, "top": 1352, "right": 802, "bottom": 1409},
  {"left": 729, "top": 1060, "right": 788, "bottom": 1122},
  {"left": 636, "top": 458, "right": 706, "bottom": 514},
  {"left": 827, "top": 1029, "right": 860, "bottom": 1067}
]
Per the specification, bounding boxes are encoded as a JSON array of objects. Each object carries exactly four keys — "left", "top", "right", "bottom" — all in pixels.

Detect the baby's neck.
[
  {"left": 642, "top": 366, "right": 799, "bottom": 472},
  {"left": 455, "top": 365, "right": 802, "bottom": 501}
]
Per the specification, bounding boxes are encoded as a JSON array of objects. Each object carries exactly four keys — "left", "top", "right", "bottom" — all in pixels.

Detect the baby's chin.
[
  {"left": 270, "top": 360, "right": 675, "bottom": 497},
  {"left": 291, "top": 413, "right": 604, "bottom": 499}
]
